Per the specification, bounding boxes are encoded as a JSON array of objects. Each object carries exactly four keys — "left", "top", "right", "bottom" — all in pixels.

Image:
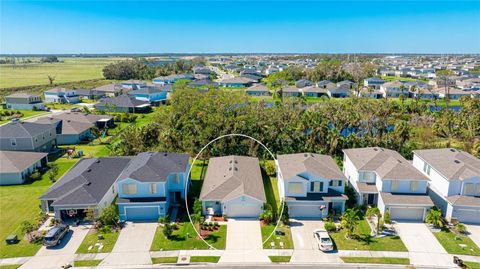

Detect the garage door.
[
  {"left": 288, "top": 204, "right": 324, "bottom": 219},
  {"left": 125, "top": 206, "right": 160, "bottom": 221},
  {"left": 225, "top": 203, "right": 262, "bottom": 218},
  {"left": 390, "top": 207, "right": 424, "bottom": 221},
  {"left": 453, "top": 208, "right": 480, "bottom": 224}
]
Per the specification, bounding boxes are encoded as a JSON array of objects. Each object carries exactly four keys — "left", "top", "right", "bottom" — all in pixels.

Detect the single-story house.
[
  {"left": 5, "top": 93, "right": 45, "bottom": 110},
  {"left": 218, "top": 77, "right": 256, "bottom": 88},
  {"left": 76, "top": 89, "right": 106, "bottom": 100},
  {"left": 0, "top": 150, "right": 48, "bottom": 185},
  {"left": 93, "top": 83, "right": 124, "bottom": 97},
  {"left": 245, "top": 84, "right": 271, "bottom": 96},
  {"left": 300, "top": 86, "right": 327, "bottom": 98},
  {"left": 94, "top": 95, "right": 151, "bottom": 113},
  {"left": 279, "top": 86, "right": 301, "bottom": 97},
  {"left": 327, "top": 87, "right": 350, "bottom": 98}
]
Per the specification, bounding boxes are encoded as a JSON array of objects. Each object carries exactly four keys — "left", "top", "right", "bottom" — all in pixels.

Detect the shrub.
[
  {"left": 99, "top": 204, "right": 119, "bottom": 226},
  {"left": 425, "top": 207, "right": 444, "bottom": 228},
  {"left": 158, "top": 215, "right": 170, "bottom": 225},
  {"left": 259, "top": 208, "right": 274, "bottom": 224},
  {"left": 20, "top": 221, "right": 35, "bottom": 235},
  {"left": 324, "top": 221, "right": 337, "bottom": 232},
  {"left": 455, "top": 223, "right": 466, "bottom": 234},
  {"left": 384, "top": 211, "right": 391, "bottom": 224},
  {"left": 25, "top": 230, "right": 45, "bottom": 244},
  {"left": 264, "top": 161, "right": 276, "bottom": 176},
  {"left": 100, "top": 225, "right": 112, "bottom": 234},
  {"left": 163, "top": 223, "right": 173, "bottom": 238}
]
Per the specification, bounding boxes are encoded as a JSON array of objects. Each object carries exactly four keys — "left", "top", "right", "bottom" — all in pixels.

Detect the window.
[
  {"left": 122, "top": 184, "right": 137, "bottom": 194},
  {"left": 149, "top": 183, "right": 157, "bottom": 194},
  {"left": 330, "top": 180, "right": 343, "bottom": 187},
  {"left": 10, "top": 139, "right": 16, "bottom": 146},
  {"left": 288, "top": 182, "right": 303, "bottom": 194},
  {"left": 410, "top": 181, "right": 419, "bottom": 192},
  {"left": 362, "top": 172, "right": 376, "bottom": 183},
  {"left": 310, "top": 181, "right": 321, "bottom": 192},
  {"left": 172, "top": 174, "right": 180, "bottom": 184},
  {"left": 391, "top": 180, "right": 399, "bottom": 191},
  {"left": 423, "top": 162, "right": 431, "bottom": 175},
  {"left": 464, "top": 183, "right": 474, "bottom": 195}
]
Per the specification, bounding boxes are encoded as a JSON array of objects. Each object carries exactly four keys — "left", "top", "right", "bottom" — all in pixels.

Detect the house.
[
  {"left": 358, "top": 87, "right": 383, "bottom": 99},
  {"left": 276, "top": 153, "right": 348, "bottom": 219},
  {"left": 128, "top": 85, "right": 171, "bottom": 104},
  {"left": 75, "top": 89, "right": 106, "bottom": 100},
  {"left": 34, "top": 117, "right": 93, "bottom": 145},
  {"left": 218, "top": 77, "right": 256, "bottom": 88},
  {"left": 412, "top": 148, "right": 480, "bottom": 224},
  {"left": 94, "top": 95, "right": 151, "bottom": 113},
  {"left": 279, "top": 86, "right": 301, "bottom": 97},
  {"left": 44, "top": 111, "right": 114, "bottom": 129},
  {"left": 434, "top": 87, "right": 474, "bottom": 100},
  {"left": 5, "top": 93, "right": 45, "bottom": 110},
  {"left": 300, "top": 86, "right": 327, "bottom": 98},
  {"left": 327, "top": 87, "right": 350, "bottom": 98},
  {"left": 0, "top": 121, "right": 57, "bottom": 152},
  {"left": 93, "top": 83, "right": 124, "bottom": 97},
  {"left": 152, "top": 74, "right": 194, "bottom": 85},
  {"left": 343, "top": 147, "right": 433, "bottom": 221},
  {"left": 0, "top": 151, "right": 48, "bottom": 185},
  {"left": 39, "top": 157, "right": 131, "bottom": 220},
  {"left": 200, "top": 156, "right": 266, "bottom": 218},
  {"left": 245, "top": 84, "right": 271, "bottom": 96},
  {"left": 116, "top": 152, "right": 190, "bottom": 221},
  {"left": 317, "top": 80, "right": 335, "bottom": 89},
  {"left": 337, "top": 80, "right": 355, "bottom": 89},
  {"left": 295, "top": 79, "right": 312, "bottom": 88},
  {"left": 364, "top": 78, "right": 385, "bottom": 89},
  {"left": 44, "top": 88, "right": 80, "bottom": 104},
  {"left": 120, "top": 80, "right": 147, "bottom": 90},
  {"left": 380, "top": 81, "right": 407, "bottom": 98}
]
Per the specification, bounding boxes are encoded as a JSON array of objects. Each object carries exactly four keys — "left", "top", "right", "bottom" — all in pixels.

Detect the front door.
[{"left": 367, "top": 194, "right": 375, "bottom": 205}]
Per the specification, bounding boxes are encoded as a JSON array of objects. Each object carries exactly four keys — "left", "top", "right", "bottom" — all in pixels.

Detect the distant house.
[
  {"left": 358, "top": 87, "right": 383, "bottom": 99},
  {"left": 435, "top": 87, "right": 474, "bottom": 100},
  {"left": 120, "top": 80, "right": 147, "bottom": 90},
  {"left": 34, "top": 117, "right": 93, "bottom": 145},
  {"left": 380, "top": 81, "right": 406, "bottom": 98},
  {"left": 93, "top": 83, "right": 124, "bottom": 97},
  {"left": 327, "top": 87, "right": 350, "bottom": 98},
  {"left": 343, "top": 147, "right": 433, "bottom": 221},
  {"left": 0, "top": 151, "right": 48, "bottom": 185},
  {"left": 364, "top": 77, "right": 385, "bottom": 89},
  {"left": 94, "top": 95, "right": 151, "bottom": 113},
  {"left": 152, "top": 74, "right": 194, "bottom": 85},
  {"left": 39, "top": 157, "right": 131, "bottom": 220},
  {"left": 200, "top": 156, "right": 266, "bottom": 218},
  {"left": 76, "top": 89, "right": 106, "bottom": 100},
  {"left": 279, "top": 86, "right": 300, "bottom": 97},
  {"left": 116, "top": 152, "right": 190, "bottom": 221},
  {"left": 301, "top": 86, "right": 327, "bottom": 98},
  {"left": 189, "top": 79, "right": 218, "bottom": 89},
  {"left": 412, "top": 148, "right": 480, "bottom": 224},
  {"left": 295, "top": 79, "right": 312, "bottom": 88},
  {"left": 5, "top": 93, "right": 45, "bottom": 110},
  {"left": 276, "top": 153, "right": 348, "bottom": 218},
  {"left": 241, "top": 74, "right": 263, "bottom": 82},
  {"left": 337, "top": 80, "right": 355, "bottom": 89},
  {"left": 46, "top": 111, "right": 114, "bottom": 129},
  {"left": 218, "top": 77, "right": 256, "bottom": 88},
  {"left": 317, "top": 80, "right": 335, "bottom": 89},
  {"left": 44, "top": 88, "right": 80, "bottom": 104},
  {"left": 0, "top": 121, "right": 57, "bottom": 152},
  {"left": 245, "top": 84, "right": 271, "bottom": 96},
  {"left": 128, "top": 85, "right": 171, "bottom": 104},
  {"left": 193, "top": 67, "right": 213, "bottom": 75}
]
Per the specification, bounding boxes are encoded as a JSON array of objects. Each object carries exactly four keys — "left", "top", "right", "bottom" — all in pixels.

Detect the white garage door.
[
  {"left": 453, "top": 208, "right": 480, "bottom": 224},
  {"left": 225, "top": 203, "right": 262, "bottom": 218},
  {"left": 390, "top": 207, "right": 424, "bottom": 221},
  {"left": 289, "top": 204, "right": 324, "bottom": 219}
]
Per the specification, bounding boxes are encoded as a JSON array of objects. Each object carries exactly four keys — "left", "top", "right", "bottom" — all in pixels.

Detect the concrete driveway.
[
  {"left": 466, "top": 224, "right": 480, "bottom": 249},
  {"left": 394, "top": 221, "right": 454, "bottom": 267},
  {"left": 100, "top": 222, "right": 157, "bottom": 266},
  {"left": 219, "top": 218, "right": 269, "bottom": 263},
  {"left": 19, "top": 224, "right": 91, "bottom": 269},
  {"left": 289, "top": 219, "right": 341, "bottom": 263}
]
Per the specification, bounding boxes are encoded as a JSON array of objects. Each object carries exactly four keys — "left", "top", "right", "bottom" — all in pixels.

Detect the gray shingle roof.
[
  {"left": 118, "top": 152, "right": 189, "bottom": 183},
  {"left": 35, "top": 117, "right": 92, "bottom": 135},
  {"left": 6, "top": 92, "right": 39, "bottom": 98},
  {"left": 379, "top": 192, "right": 434, "bottom": 206},
  {"left": 277, "top": 153, "right": 346, "bottom": 181},
  {"left": 200, "top": 156, "right": 266, "bottom": 202},
  {"left": 286, "top": 189, "right": 347, "bottom": 201},
  {"left": 413, "top": 148, "right": 480, "bottom": 180},
  {"left": 343, "top": 147, "right": 428, "bottom": 181},
  {"left": 0, "top": 151, "right": 47, "bottom": 173},
  {"left": 95, "top": 95, "right": 150, "bottom": 108},
  {"left": 446, "top": 195, "right": 480, "bottom": 206},
  {"left": 0, "top": 121, "right": 55, "bottom": 138}
]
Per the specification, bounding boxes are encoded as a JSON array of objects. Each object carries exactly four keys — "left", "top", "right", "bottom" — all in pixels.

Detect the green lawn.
[
  {"left": 269, "top": 256, "right": 291, "bottom": 263},
  {"left": 381, "top": 75, "right": 427, "bottom": 82},
  {"left": 58, "top": 144, "right": 110, "bottom": 159},
  {"left": 76, "top": 229, "right": 120, "bottom": 254},
  {"left": 0, "top": 265, "right": 21, "bottom": 269},
  {"left": 330, "top": 219, "right": 407, "bottom": 251},
  {"left": 261, "top": 223, "right": 294, "bottom": 249},
  {"left": 188, "top": 160, "right": 208, "bottom": 197},
  {"left": 73, "top": 260, "right": 103, "bottom": 267},
  {"left": 151, "top": 257, "right": 177, "bottom": 264},
  {"left": 340, "top": 257, "right": 410, "bottom": 265},
  {"left": 433, "top": 229, "right": 480, "bottom": 256},
  {"left": 190, "top": 256, "right": 220, "bottom": 263},
  {"left": 45, "top": 103, "right": 81, "bottom": 110},
  {"left": 465, "top": 261, "right": 480, "bottom": 269},
  {"left": 0, "top": 158, "right": 77, "bottom": 258},
  {"left": 0, "top": 108, "right": 49, "bottom": 124},
  {"left": 0, "top": 57, "right": 124, "bottom": 88}
]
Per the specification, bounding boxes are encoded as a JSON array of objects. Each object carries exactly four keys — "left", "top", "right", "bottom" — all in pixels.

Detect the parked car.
[
  {"left": 313, "top": 229, "right": 334, "bottom": 251},
  {"left": 43, "top": 224, "right": 69, "bottom": 247}
]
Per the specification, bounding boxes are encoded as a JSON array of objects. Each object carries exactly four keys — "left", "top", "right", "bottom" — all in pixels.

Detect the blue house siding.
[
  {"left": 118, "top": 202, "right": 168, "bottom": 221},
  {"left": 131, "top": 92, "right": 168, "bottom": 102}
]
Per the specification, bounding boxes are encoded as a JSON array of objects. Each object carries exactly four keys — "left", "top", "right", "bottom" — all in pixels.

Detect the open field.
[{"left": 0, "top": 57, "right": 124, "bottom": 88}]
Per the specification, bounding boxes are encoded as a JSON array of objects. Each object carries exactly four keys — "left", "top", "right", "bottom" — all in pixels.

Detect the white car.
[{"left": 313, "top": 229, "right": 334, "bottom": 251}]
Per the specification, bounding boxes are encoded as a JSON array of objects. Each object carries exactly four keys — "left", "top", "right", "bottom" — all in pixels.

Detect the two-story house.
[
  {"left": 413, "top": 148, "right": 480, "bottom": 224},
  {"left": 0, "top": 121, "right": 57, "bottom": 152},
  {"left": 276, "top": 153, "right": 347, "bottom": 219},
  {"left": 44, "top": 88, "right": 80, "bottom": 104},
  {"left": 343, "top": 147, "right": 433, "bottom": 221},
  {"left": 128, "top": 85, "right": 171, "bottom": 104},
  {"left": 116, "top": 152, "right": 190, "bottom": 221},
  {"left": 364, "top": 77, "right": 385, "bottom": 90},
  {"left": 200, "top": 156, "right": 266, "bottom": 218},
  {"left": 380, "top": 81, "right": 406, "bottom": 98},
  {"left": 5, "top": 93, "right": 45, "bottom": 110}
]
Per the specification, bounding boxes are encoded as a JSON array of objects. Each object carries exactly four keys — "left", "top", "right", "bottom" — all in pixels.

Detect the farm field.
[{"left": 0, "top": 57, "right": 125, "bottom": 88}]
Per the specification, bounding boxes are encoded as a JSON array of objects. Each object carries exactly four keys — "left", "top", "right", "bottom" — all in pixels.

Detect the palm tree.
[
  {"left": 341, "top": 208, "right": 361, "bottom": 239},
  {"left": 425, "top": 207, "right": 444, "bottom": 228},
  {"left": 366, "top": 207, "right": 382, "bottom": 236}
]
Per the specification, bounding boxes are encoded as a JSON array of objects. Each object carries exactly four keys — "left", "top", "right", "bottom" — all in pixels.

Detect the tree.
[
  {"left": 436, "top": 69, "right": 454, "bottom": 108},
  {"left": 425, "top": 207, "right": 444, "bottom": 228},
  {"left": 259, "top": 204, "right": 274, "bottom": 224},
  {"left": 340, "top": 208, "right": 361, "bottom": 239},
  {"left": 47, "top": 163, "right": 59, "bottom": 183},
  {"left": 163, "top": 223, "right": 173, "bottom": 238},
  {"left": 47, "top": 75, "right": 55, "bottom": 85},
  {"left": 280, "top": 201, "right": 289, "bottom": 225},
  {"left": 366, "top": 207, "right": 382, "bottom": 235},
  {"left": 264, "top": 161, "right": 276, "bottom": 176},
  {"left": 99, "top": 204, "right": 119, "bottom": 227},
  {"left": 191, "top": 199, "right": 203, "bottom": 231}
]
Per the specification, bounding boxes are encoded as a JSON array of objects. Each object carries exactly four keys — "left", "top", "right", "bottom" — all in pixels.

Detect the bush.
[
  {"left": 25, "top": 230, "right": 45, "bottom": 244},
  {"left": 384, "top": 211, "right": 391, "bottom": 224},
  {"left": 20, "top": 221, "right": 35, "bottom": 235},
  {"left": 100, "top": 225, "right": 112, "bottom": 234},
  {"left": 455, "top": 223, "right": 466, "bottom": 234},
  {"left": 324, "top": 221, "right": 336, "bottom": 232},
  {"left": 259, "top": 208, "right": 274, "bottom": 224},
  {"left": 99, "top": 205, "right": 119, "bottom": 226},
  {"left": 158, "top": 215, "right": 170, "bottom": 225},
  {"left": 163, "top": 223, "right": 173, "bottom": 238},
  {"left": 264, "top": 161, "right": 276, "bottom": 176}
]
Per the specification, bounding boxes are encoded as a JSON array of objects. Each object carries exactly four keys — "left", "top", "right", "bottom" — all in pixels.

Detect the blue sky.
[{"left": 1, "top": 1, "right": 479, "bottom": 54}]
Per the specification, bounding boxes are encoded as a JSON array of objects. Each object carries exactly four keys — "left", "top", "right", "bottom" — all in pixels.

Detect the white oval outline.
[{"left": 183, "top": 133, "right": 285, "bottom": 250}]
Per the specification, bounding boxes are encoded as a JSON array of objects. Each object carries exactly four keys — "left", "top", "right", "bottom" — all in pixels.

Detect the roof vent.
[
  {"left": 96, "top": 159, "right": 100, "bottom": 163},
  {"left": 234, "top": 167, "right": 238, "bottom": 171},
  {"left": 450, "top": 148, "right": 456, "bottom": 152},
  {"left": 229, "top": 160, "right": 233, "bottom": 164},
  {"left": 164, "top": 153, "right": 168, "bottom": 156},
  {"left": 87, "top": 169, "right": 92, "bottom": 172},
  {"left": 454, "top": 160, "right": 461, "bottom": 164},
  {"left": 229, "top": 167, "right": 232, "bottom": 171},
  {"left": 85, "top": 182, "right": 91, "bottom": 186},
  {"left": 310, "top": 153, "right": 314, "bottom": 157},
  {"left": 373, "top": 148, "right": 378, "bottom": 151},
  {"left": 304, "top": 153, "right": 308, "bottom": 157}
]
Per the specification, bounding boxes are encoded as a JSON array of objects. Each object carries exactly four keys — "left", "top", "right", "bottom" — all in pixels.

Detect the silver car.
[{"left": 313, "top": 229, "right": 334, "bottom": 251}]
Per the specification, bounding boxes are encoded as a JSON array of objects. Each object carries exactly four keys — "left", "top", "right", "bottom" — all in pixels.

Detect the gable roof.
[
  {"left": 343, "top": 147, "right": 428, "bottom": 181},
  {"left": 39, "top": 157, "right": 131, "bottom": 206},
  {"left": 6, "top": 92, "right": 39, "bottom": 99},
  {"left": 200, "top": 156, "right": 266, "bottom": 202},
  {"left": 246, "top": 84, "right": 269, "bottom": 92},
  {"left": 277, "top": 153, "right": 346, "bottom": 181},
  {"left": 47, "top": 112, "right": 113, "bottom": 125},
  {"left": 0, "top": 151, "right": 47, "bottom": 173},
  {"left": 35, "top": 117, "right": 92, "bottom": 135},
  {"left": 95, "top": 95, "right": 150, "bottom": 108},
  {"left": 130, "top": 85, "right": 172, "bottom": 95},
  {"left": 119, "top": 152, "right": 190, "bottom": 183},
  {"left": 0, "top": 121, "right": 55, "bottom": 138},
  {"left": 413, "top": 148, "right": 480, "bottom": 180}
]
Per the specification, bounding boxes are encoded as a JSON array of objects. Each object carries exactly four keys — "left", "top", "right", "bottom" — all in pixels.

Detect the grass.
[
  {"left": 381, "top": 75, "right": 427, "bottom": 82},
  {"left": 465, "top": 261, "right": 480, "bottom": 269},
  {"left": 261, "top": 223, "right": 294, "bottom": 249},
  {"left": 0, "top": 108, "right": 49, "bottom": 124},
  {"left": 45, "top": 103, "right": 81, "bottom": 110},
  {"left": 76, "top": 229, "right": 120, "bottom": 254},
  {"left": 0, "top": 265, "right": 21, "bottom": 269},
  {"left": 150, "top": 213, "right": 227, "bottom": 251},
  {"left": 58, "top": 143, "right": 110, "bottom": 159},
  {"left": 330, "top": 219, "right": 407, "bottom": 251},
  {"left": 340, "top": 257, "right": 410, "bottom": 264},
  {"left": 151, "top": 257, "right": 178, "bottom": 264},
  {"left": 188, "top": 160, "right": 208, "bottom": 197},
  {"left": 0, "top": 158, "right": 77, "bottom": 258},
  {"left": 269, "top": 256, "right": 291, "bottom": 263},
  {"left": 190, "top": 256, "right": 220, "bottom": 263},
  {"left": 73, "top": 260, "right": 103, "bottom": 267},
  {"left": 0, "top": 57, "right": 123, "bottom": 88},
  {"left": 433, "top": 229, "right": 480, "bottom": 256}
]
